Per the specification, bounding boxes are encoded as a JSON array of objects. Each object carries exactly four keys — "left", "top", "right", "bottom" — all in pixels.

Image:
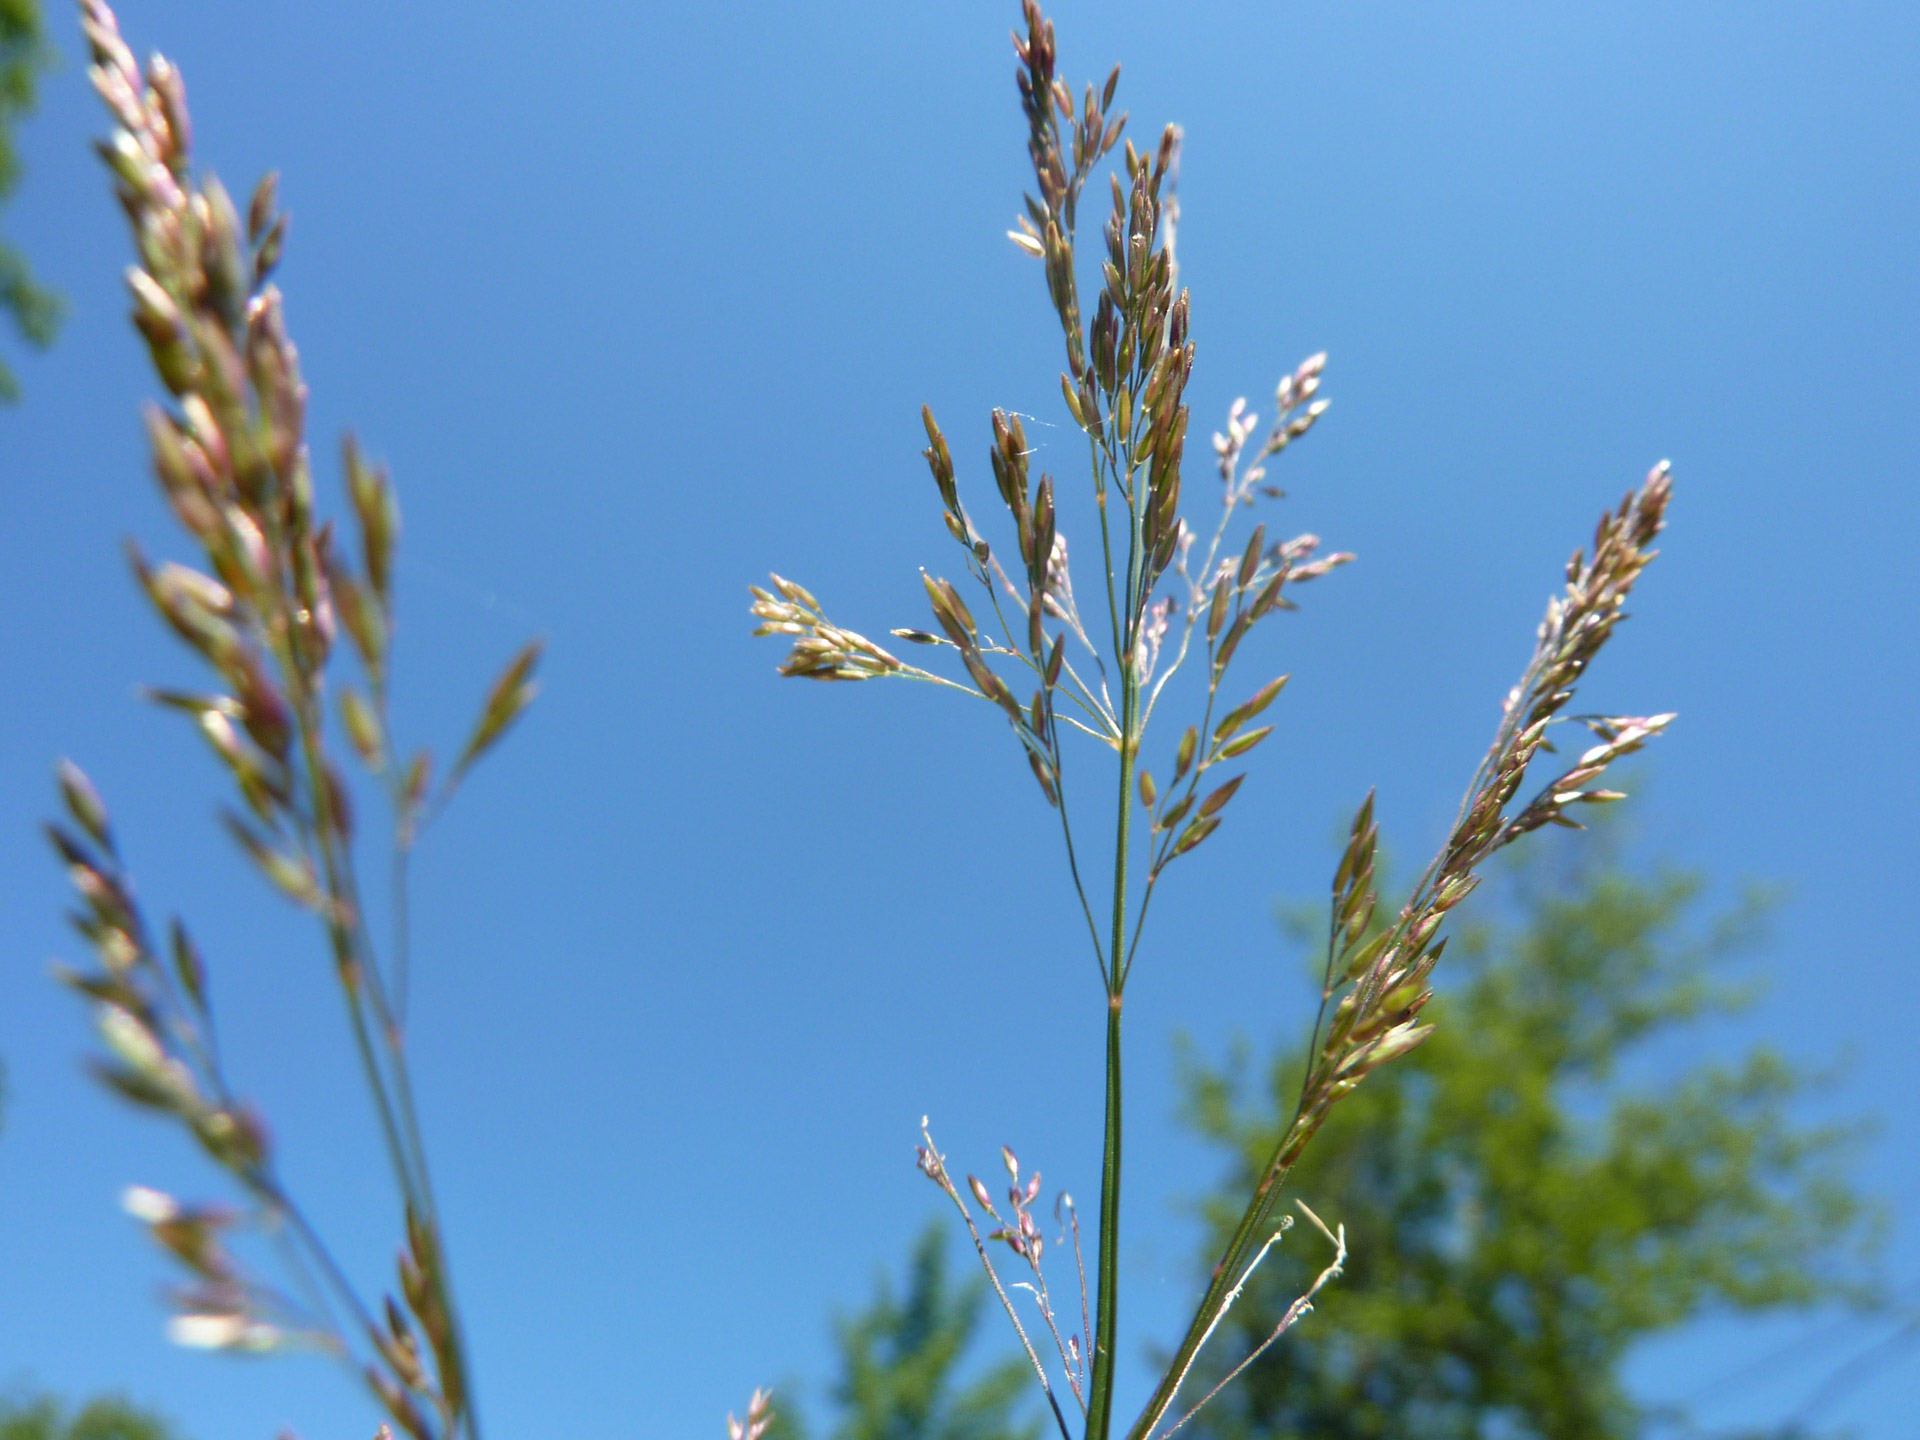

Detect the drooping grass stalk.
[{"left": 754, "top": 6, "right": 1676, "bottom": 1440}]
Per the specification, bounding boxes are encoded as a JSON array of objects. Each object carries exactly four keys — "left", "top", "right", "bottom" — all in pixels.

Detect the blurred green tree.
[
  {"left": 773, "top": 1224, "right": 1040, "bottom": 1440},
  {"left": 1176, "top": 832, "right": 1879, "bottom": 1440},
  {"left": 0, "top": 1393, "right": 180, "bottom": 1440},
  {"left": 1, "top": 1033, "right": 179, "bottom": 1440},
  {"left": 1, "top": 0, "right": 60, "bottom": 399}
]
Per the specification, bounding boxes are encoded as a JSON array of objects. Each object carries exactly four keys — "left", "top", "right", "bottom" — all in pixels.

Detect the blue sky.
[{"left": 2, "top": 1, "right": 1916, "bottom": 1437}]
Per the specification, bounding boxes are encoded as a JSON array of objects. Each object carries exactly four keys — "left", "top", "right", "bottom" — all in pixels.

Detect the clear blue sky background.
[{"left": 2, "top": 1, "right": 1915, "bottom": 1437}]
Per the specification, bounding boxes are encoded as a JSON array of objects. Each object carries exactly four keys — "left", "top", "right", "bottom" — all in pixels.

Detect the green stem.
[
  {"left": 289, "top": 688, "right": 423, "bottom": 1216},
  {"left": 1050, "top": 726, "right": 1111, "bottom": 985},
  {"left": 389, "top": 1041, "right": 483, "bottom": 1440},
  {"left": 295, "top": 673, "right": 483, "bottom": 1439},
  {"left": 1088, "top": 989, "right": 1124, "bottom": 1440},
  {"left": 1089, "top": 693, "right": 1138, "bottom": 1440}
]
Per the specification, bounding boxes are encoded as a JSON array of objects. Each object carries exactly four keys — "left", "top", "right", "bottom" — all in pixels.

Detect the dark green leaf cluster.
[
  {"left": 776, "top": 1226, "right": 1042, "bottom": 1440},
  {"left": 1177, "top": 837, "right": 1878, "bottom": 1440},
  {"left": 0, "top": 1393, "right": 180, "bottom": 1440},
  {"left": 0, "top": 0, "right": 61, "bottom": 398}
]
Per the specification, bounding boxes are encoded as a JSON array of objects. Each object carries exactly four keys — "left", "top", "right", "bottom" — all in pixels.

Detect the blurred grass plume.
[{"left": 47, "top": 3, "right": 548, "bottom": 1436}]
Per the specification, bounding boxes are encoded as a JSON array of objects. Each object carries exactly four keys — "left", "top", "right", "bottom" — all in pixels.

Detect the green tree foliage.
[
  {"left": 1, "top": 0, "right": 59, "bottom": 399},
  {"left": 0, "top": 1393, "right": 180, "bottom": 1440},
  {"left": 776, "top": 1224, "right": 1040, "bottom": 1440},
  {"left": 1177, "top": 834, "right": 1877, "bottom": 1440}
]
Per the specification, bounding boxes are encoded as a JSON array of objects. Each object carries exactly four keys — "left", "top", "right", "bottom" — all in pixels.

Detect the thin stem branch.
[
  {"left": 1151, "top": 1206, "right": 1346, "bottom": 1440},
  {"left": 1292, "top": 887, "right": 1348, "bottom": 1127},
  {"left": 897, "top": 666, "right": 996, "bottom": 698},
  {"left": 924, "top": 1126, "right": 1074, "bottom": 1440},
  {"left": 1049, "top": 724, "right": 1112, "bottom": 986},
  {"left": 391, "top": 840, "right": 413, "bottom": 1024},
  {"left": 1020, "top": 1273, "right": 1087, "bottom": 1413},
  {"left": 1057, "top": 652, "right": 1121, "bottom": 738},
  {"left": 1062, "top": 1194, "right": 1092, "bottom": 1394},
  {"left": 1146, "top": 1220, "right": 1291, "bottom": 1432},
  {"left": 247, "top": 1172, "right": 386, "bottom": 1371},
  {"left": 1090, "top": 429, "right": 1124, "bottom": 662}
]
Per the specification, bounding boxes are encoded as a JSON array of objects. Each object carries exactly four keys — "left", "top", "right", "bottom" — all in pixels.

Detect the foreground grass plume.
[
  {"left": 54, "top": 5, "right": 779, "bottom": 1436},
  {"left": 48, "top": 4, "right": 542, "bottom": 1436},
  {"left": 751, "top": 6, "right": 1675, "bottom": 1440}
]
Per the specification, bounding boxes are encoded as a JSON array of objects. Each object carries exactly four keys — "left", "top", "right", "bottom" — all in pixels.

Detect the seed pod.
[
  {"left": 247, "top": 170, "right": 278, "bottom": 243},
  {"left": 1060, "top": 371, "right": 1086, "bottom": 427},
  {"left": 1341, "top": 889, "right": 1377, "bottom": 946},
  {"left": 200, "top": 176, "right": 248, "bottom": 331},
  {"left": 454, "top": 640, "right": 543, "bottom": 778},
  {"left": 403, "top": 751, "right": 433, "bottom": 818},
  {"left": 1157, "top": 792, "right": 1195, "bottom": 834},
  {"left": 1238, "top": 524, "right": 1266, "bottom": 589},
  {"left": 1174, "top": 726, "right": 1197, "bottom": 780},
  {"left": 170, "top": 919, "right": 208, "bottom": 1014},
  {"left": 145, "top": 408, "right": 219, "bottom": 531},
  {"left": 97, "top": 1002, "right": 167, "bottom": 1077},
  {"left": 232, "top": 654, "right": 293, "bottom": 761},
  {"left": 921, "top": 405, "right": 958, "bottom": 503},
  {"left": 134, "top": 550, "right": 240, "bottom": 664},
  {"left": 344, "top": 436, "right": 399, "bottom": 603},
  {"left": 253, "top": 212, "right": 289, "bottom": 285},
  {"left": 1214, "top": 610, "right": 1253, "bottom": 670},
  {"left": 1214, "top": 675, "right": 1290, "bottom": 742},
  {"left": 196, "top": 1102, "right": 270, "bottom": 1172},
  {"left": 365, "top": 1368, "right": 431, "bottom": 1440},
  {"left": 96, "top": 131, "right": 153, "bottom": 200},
  {"left": 1207, "top": 575, "right": 1231, "bottom": 642},
  {"left": 1251, "top": 570, "right": 1287, "bottom": 618},
  {"left": 57, "top": 761, "right": 114, "bottom": 853},
  {"left": 1217, "top": 725, "right": 1272, "bottom": 759},
  {"left": 1173, "top": 813, "right": 1220, "bottom": 856},
  {"left": 1028, "top": 751, "right": 1059, "bottom": 806},
  {"left": 221, "top": 812, "right": 319, "bottom": 908},
  {"left": 1198, "top": 773, "right": 1244, "bottom": 818},
  {"left": 1030, "top": 476, "right": 1055, "bottom": 589},
  {"left": 1341, "top": 1020, "right": 1435, "bottom": 1080},
  {"left": 1337, "top": 927, "right": 1393, "bottom": 986},
  {"left": 340, "top": 688, "right": 384, "bottom": 770},
  {"left": 322, "top": 763, "right": 354, "bottom": 844},
  {"left": 923, "top": 574, "right": 977, "bottom": 645}
]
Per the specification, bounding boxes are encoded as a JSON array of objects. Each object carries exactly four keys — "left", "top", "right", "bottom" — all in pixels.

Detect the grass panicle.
[
  {"left": 750, "top": 7, "right": 1675, "bottom": 1440},
  {"left": 48, "top": 5, "right": 550, "bottom": 1437}
]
